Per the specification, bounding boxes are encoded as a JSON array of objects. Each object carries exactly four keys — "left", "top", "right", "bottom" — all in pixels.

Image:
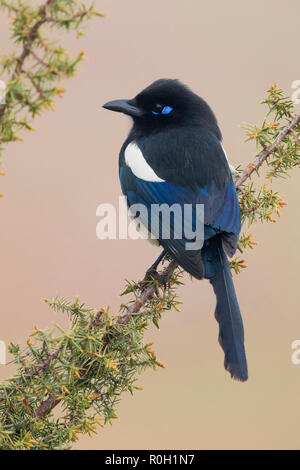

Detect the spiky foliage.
[
  {"left": 0, "top": 0, "right": 102, "bottom": 196},
  {"left": 230, "top": 83, "right": 300, "bottom": 272},
  {"left": 0, "top": 271, "right": 182, "bottom": 450}
]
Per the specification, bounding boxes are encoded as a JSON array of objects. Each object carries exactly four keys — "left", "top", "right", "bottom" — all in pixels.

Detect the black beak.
[{"left": 102, "top": 99, "right": 142, "bottom": 117}]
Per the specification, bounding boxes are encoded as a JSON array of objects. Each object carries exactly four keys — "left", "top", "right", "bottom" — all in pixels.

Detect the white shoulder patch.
[{"left": 124, "top": 142, "right": 165, "bottom": 182}]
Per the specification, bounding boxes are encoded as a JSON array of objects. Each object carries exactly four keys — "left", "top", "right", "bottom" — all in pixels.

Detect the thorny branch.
[
  {"left": 0, "top": 0, "right": 102, "bottom": 207},
  {"left": 234, "top": 113, "right": 300, "bottom": 187},
  {"left": 14, "top": 0, "right": 56, "bottom": 76},
  {"left": 0, "top": 0, "right": 55, "bottom": 119},
  {"left": 34, "top": 260, "right": 180, "bottom": 418}
]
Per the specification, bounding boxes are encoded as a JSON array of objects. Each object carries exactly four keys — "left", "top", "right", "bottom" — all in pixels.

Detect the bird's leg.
[{"left": 143, "top": 249, "right": 167, "bottom": 282}]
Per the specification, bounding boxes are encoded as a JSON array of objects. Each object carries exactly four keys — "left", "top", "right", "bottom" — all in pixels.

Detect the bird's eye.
[
  {"left": 151, "top": 104, "right": 173, "bottom": 116},
  {"left": 151, "top": 104, "right": 162, "bottom": 115}
]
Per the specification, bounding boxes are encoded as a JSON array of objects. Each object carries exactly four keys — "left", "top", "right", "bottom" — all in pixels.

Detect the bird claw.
[{"left": 143, "top": 268, "right": 168, "bottom": 290}]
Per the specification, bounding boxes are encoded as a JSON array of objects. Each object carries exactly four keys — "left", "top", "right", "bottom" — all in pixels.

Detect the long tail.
[{"left": 209, "top": 243, "right": 248, "bottom": 381}]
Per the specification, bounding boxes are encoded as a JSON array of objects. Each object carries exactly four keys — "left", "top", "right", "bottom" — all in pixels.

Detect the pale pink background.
[{"left": 0, "top": 0, "right": 300, "bottom": 450}]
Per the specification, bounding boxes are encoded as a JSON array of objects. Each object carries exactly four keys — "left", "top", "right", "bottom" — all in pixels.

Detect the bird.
[{"left": 103, "top": 79, "right": 248, "bottom": 382}]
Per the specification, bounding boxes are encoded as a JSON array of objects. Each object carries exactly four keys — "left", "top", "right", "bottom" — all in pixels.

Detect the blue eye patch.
[
  {"left": 151, "top": 105, "right": 173, "bottom": 116},
  {"left": 161, "top": 105, "right": 173, "bottom": 115}
]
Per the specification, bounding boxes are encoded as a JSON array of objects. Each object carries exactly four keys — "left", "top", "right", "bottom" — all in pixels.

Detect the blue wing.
[{"left": 120, "top": 164, "right": 241, "bottom": 279}]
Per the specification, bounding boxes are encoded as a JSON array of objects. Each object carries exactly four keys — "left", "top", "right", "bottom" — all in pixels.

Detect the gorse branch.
[
  {"left": 11, "top": 0, "right": 57, "bottom": 78},
  {"left": 0, "top": 0, "right": 103, "bottom": 194},
  {"left": 235, "top": 113, "right": 300, "bottom": 187},
  {"left": 230, "top": 83, "right": 300, "bottom": 272},
  {"left": 0, "top": 61, "right": 300, "bottom": 452}
]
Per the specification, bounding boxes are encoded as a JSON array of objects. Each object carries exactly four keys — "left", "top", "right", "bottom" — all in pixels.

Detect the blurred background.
[{"left": 0, "top": 0, "right": 300, "bottom": 450}]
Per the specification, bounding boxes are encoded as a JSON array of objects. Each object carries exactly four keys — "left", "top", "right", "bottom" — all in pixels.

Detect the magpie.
[{"left": 103, "top": 79, "right": 248, "bottom": 381}]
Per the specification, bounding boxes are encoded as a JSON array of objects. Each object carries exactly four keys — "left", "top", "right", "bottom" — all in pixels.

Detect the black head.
[{"left": 103, "top": 79, "right": 221, "bottom": 140}]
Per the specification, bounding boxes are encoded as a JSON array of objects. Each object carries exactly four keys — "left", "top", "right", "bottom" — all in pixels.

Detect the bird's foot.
[{"left": 142, "top": 267, "right": 168, "bottom": 290}]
